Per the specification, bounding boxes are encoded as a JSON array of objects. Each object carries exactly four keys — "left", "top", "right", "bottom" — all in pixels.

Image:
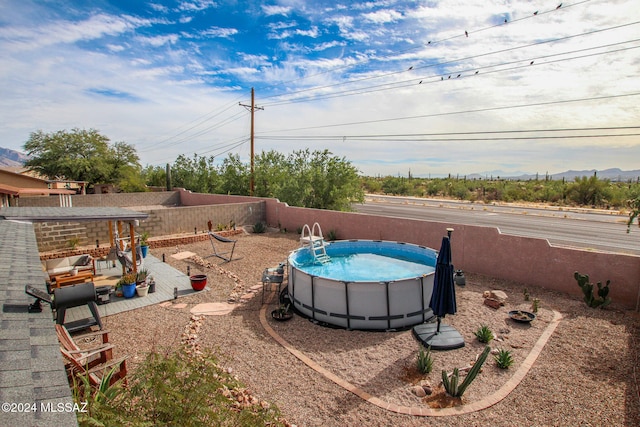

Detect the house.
[{"left": 0, "top": 168, "right": 79, "bottom": 207}]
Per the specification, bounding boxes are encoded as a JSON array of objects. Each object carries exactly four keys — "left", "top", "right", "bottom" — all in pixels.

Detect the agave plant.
[
  {"left": 494, "top": 349, "right": 514, "bottom": 369},
  {"left": 474, "top": 325, "right": 494, "bottom": 343},
  {"left": 417, "top": 345, "right": 433, "bottom": 374}
]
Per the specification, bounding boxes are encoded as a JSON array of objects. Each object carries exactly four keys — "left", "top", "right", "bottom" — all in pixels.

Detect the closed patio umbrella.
[{"left": 412, "top": 235, "right": 465, "bottom": 350}]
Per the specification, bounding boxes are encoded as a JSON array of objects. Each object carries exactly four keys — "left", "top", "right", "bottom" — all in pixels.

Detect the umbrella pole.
[{"left": 436, "top": 316, "right": 442, "bottom": 334}]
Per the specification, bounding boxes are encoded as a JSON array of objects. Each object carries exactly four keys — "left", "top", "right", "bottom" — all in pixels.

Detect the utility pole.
[{"left": 239, "top": 88, "right": 263, "bottom": 196}]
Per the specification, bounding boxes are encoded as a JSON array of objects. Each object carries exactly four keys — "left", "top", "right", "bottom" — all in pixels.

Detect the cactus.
[
  {"left": 574, "top": 271, "right": 611, "bottom": 308},
  {"left": 442, "top": 346, "right": 490, "bottom": 397}
]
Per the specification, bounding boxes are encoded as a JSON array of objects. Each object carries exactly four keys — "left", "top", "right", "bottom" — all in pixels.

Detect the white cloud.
[
  {"left": 362, "top": 9, "right": 402, "bottom": 24},
  {"left": 262, "top": 5, "right": 292, "bottom": 16},
  {"left": 137, "top": 34, "right": 179, "bottom": 47},
  {"left": 107, "top": 44, "right": 126, "bottom": 52},
  {"left": 296, "top": 26, "right": 320, "bottom": 38},
  {"left": 177, "top": 1, "right": 217, "bottom": 12},
  {"left": 0, "top": 13, "right": 148, "bottom": 52},
  {"left": 199, "top": 27, "right": 238, "bottom": 38}
]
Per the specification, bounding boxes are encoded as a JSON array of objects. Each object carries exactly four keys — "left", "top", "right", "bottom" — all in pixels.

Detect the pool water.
[{"left": 294, "top": 253, "right": 435, "bottom": 282}]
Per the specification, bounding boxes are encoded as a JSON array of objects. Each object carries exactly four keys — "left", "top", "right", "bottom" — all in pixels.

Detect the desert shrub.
[{"left": 71, "top": 348, "right": 285, "bottom": 426}]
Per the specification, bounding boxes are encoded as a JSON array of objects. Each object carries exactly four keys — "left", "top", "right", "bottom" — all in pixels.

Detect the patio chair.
[
  {"left": 56, "top": 325, "right": 127, "bottom": 387},
  {"left": 205, "top": 232, "right": 238, "bottom": 262},
  {"left": 60, "top": 347, "right": 128, "bottom": 387},
  {"left": 55, "top": 324, "right": 113, "bottom": 368}
]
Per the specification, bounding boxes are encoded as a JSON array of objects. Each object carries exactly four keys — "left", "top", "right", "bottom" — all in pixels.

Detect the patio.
[{"left": 61, "top": 254, "right": 203, "bottom": 325}]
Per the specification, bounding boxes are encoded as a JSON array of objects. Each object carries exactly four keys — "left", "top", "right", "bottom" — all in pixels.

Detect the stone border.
[{"left": 259, "top": 305, "right": 562, "bottom": 417}]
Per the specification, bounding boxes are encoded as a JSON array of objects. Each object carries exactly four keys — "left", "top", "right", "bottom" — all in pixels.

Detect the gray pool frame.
[{"left": 287, "top": 239, "right": 437, "bottom": 330}]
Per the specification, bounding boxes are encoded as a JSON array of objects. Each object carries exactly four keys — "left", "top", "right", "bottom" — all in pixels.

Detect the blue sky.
[{"left": 1, "top": 0, "right": 639, "bottom": 177}]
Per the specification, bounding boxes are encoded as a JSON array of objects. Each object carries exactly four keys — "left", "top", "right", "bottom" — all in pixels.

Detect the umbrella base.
[{"left": 412, "top": 322, "right": 465, "bottom": 351}]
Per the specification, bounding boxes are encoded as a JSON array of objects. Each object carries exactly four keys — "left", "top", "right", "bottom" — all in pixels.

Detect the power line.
[
  {"left": 136, "top": 99, "right": 242, "bottom": 151},
  {"left": 249, "top": 0, "right": 597, "bottom": 99},
  {"left": 256, "top": 125, "right": 640, "bottom": 140},
  {"left": 260, "top": 42, "right": 640, "bottom": 108},
  {"left": 259, "top": 23, "right": 640, "bottom": 107},
  {"left": 256, "top": 92, "right": 640, "bottom": 134}
]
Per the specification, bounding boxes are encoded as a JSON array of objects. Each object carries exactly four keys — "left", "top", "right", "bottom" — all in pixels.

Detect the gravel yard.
[{"left": 103, "top": 231, "right": 640, "bottom": 427}]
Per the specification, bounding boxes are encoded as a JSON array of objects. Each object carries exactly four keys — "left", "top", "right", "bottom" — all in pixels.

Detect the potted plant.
[
  {"left": 136, "top": 269, "right": 149, "bottom": 286},
  {"left": 147, "top": 275, "right": 156, "bottom": 293},
  {"left": 120, "top": 272, "right": 137, "bottom": 299},
  {"left": 136, "top": 281, "right": 149, "bottom": 297},
  {"left": 271, "top": 303, "right": 293, "bottom": 321},
  {"left": 139, "top": 232, "right": 150, "bottom": 258}
]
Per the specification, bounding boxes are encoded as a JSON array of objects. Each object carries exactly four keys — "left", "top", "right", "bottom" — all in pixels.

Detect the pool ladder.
[{"left": 300, "top": 223, "right": 330, "bottom": 264}]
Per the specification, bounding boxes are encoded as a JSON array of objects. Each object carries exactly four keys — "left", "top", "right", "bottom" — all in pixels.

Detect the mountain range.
[
  {"left": 0, "top": 147, "right": 29, "bottom": 167},
  {"left": 466, "top": 168, "right": 640, "bottom": 181},
  {"left": 0, "top": 146, "right": 638, "bottom": 181}
]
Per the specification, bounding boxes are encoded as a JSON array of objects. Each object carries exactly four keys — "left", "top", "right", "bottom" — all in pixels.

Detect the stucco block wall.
[
  {"left": 22, "top": 190, "right": 639, "bottom": 310},
  {"left": 32, "top": 202, "right": 264, "bottom": 252},
  {"left": 17, "top": 191, "right": 181, "bottom": 208},
  {"left": 261, "top": 198, "right": 640, "bottom": 311}
]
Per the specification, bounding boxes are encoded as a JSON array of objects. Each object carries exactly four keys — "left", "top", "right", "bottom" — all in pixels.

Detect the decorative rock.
[
  {"left": 412, "top": 385, "right": 426, "bottom": 397},
  {"left": 422, "top": 385, "right": 433, "bottom": 395},
  {"left": 483, "top": 290, "right": 508, "bottom": 303},
  {"left": 484, "top": 298, "right": 502, "bottom": 309}
]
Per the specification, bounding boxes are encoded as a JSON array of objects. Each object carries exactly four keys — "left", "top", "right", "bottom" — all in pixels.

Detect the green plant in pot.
[
  {"left": 120, "top": 272, "right": 137, "bottom": 299},
  {"left": 139, "top": 232, "right": 150, "bottom": 258},
  {"left": 136, "top": 269, "right": 149, "bottom": 285}
]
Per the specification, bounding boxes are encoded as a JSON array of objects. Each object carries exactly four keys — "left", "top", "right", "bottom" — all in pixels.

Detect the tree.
[
  {"left": 23, "top": 128, "right": 140, "bottom": 188},
  {"left": 566, "top": 175, "right": 609, "bottom": 207},
  {"left": 275, "top": 149, "right": 364, "bottom": 211},
  {"left": 141, "top": 165, "right": 167, "bottom": 188},
  {"left": 218, "top": 154, "right": 249, "bottom": 195},
  {"left": 254, "top": 150, "right": 287, "bottom": 198},
  {"left": 170, "top": 154, "right": 218, "bottom": 193}
]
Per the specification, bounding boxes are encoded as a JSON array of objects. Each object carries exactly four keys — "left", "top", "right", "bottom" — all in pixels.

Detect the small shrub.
[
  {"left": 417, "top": 345, "right": 433, "bottom": 374},
  {"left": 253, "top": 221, "right": 267, "bottom": 233},
  {"left": 71, "top": 347, "right": 286, "bottom": 426},
  {"left": 474, "top": 325, "right": 494, "bottom": 343},
  {"left": 326, "top": 229, "right": 338, "bottom": 241},
  {"left": 494, "top": 349, "right": 514, "bottom": 369},
  {"left": 296, "top": 226, "right": 303, "bottom": 234},
  {"left": 68, "top": 237, "right": 80, "bottom": 249}
]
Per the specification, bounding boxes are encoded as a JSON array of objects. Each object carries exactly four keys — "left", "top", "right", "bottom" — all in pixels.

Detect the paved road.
[{"left": 354, "top": 195, "right": 640, "bottom": 256}]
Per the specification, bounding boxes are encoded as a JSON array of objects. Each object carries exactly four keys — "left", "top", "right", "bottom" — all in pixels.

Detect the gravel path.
[{"left": 104, "top": 231, "right": 640, "bottom": 427}]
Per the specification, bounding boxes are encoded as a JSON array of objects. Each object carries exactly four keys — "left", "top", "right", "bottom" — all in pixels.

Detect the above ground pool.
[{"left": 287, "top": 240, "right": 437, "bottom": 330}]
